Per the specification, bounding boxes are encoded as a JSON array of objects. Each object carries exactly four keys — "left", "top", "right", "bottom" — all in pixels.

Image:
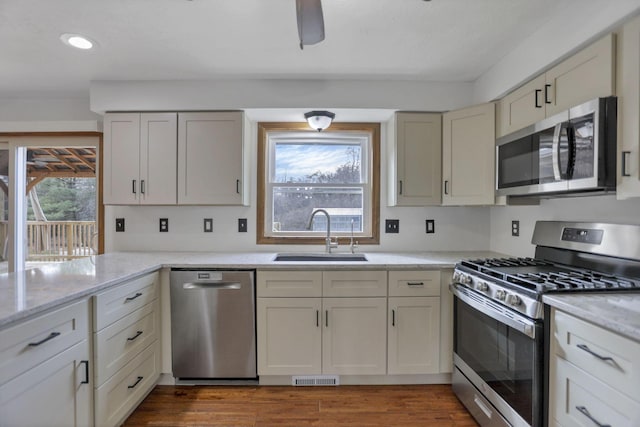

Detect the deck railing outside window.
[{"left": 26, "top": 221, "right": 96, "bottom": 261}]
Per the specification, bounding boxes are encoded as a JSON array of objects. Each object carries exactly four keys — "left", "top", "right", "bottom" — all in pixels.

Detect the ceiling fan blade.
[{"left": 296, "top": 0, "right": 325, "bottom": 49}]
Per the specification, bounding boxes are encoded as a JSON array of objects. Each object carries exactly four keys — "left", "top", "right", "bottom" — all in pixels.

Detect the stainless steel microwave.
[{"left": 496, "top": 97, "right": 617, "bottom": 197}]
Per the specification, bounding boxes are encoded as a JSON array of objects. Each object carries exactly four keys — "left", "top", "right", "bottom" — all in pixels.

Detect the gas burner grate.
[{"left": 508, "top": 270, "right": 638, "bottom": 292}]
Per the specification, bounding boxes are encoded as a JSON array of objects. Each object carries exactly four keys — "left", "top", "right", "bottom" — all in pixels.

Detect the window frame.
[{"left": 257, "top": 122, "right": 380, "bottom": 245}]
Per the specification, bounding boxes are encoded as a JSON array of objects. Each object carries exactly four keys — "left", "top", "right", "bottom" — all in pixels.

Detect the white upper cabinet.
[
  {"left": 617, "top": 14, "right": 640, "bottom": 199},
  {"left": 442, "top": 102, "right": 496, "bottom": 205},
  {"left": 103, "top": 113, "right": 177, "bottom": 205},
  {"left": 497, "top": 34, "right": 615, "bottom": 138},
  {"left": 390, "top": 112, "right": 442, "bottom": 206},
  {"left": 178, "top": 112, "right": 245, "bottom": 205}
]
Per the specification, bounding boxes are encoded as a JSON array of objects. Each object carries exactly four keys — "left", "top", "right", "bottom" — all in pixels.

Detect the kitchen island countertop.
[
  {"left": 543, "top": 293, "right": 640, "bottom": 342},
  {"left": 0, "top": 250, "right": 501, "bottom": 328}
]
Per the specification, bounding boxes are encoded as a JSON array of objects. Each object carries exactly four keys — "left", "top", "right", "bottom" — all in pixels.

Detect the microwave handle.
[
  {"left": 565, "top": 124, "right": 576, "bottom": 179},
  {"left": 552, "top": 123, "right": 562, "bottom": 181}
]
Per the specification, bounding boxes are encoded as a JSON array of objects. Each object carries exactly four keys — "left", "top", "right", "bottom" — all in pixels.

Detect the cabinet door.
[
  {"left": 442, "top": 102, "right": 496, "bottom": 205},
  {"left": 257, "top": 298, "right": 322, "bottom": 375},
  {"left": 139, "top": 113, "right": 177, "bottom": 205},
  {"left": 322, "top": 298, "right": 387, "bottom": 375},
  {"left": 496, "top": 75, "right": 546, "bottom": 138},
  {"left": 0, "top": 340, "right": 92, "bottom": 427},
  {"left": 395, "top": 112, "right": 442, "bottom": 206},
  {"left": 617, "top": 14, "right": 640, "bottom": 199},
  {"left": 546, "top": 33, "right": 615, "bottom": 117},
  {"left": 103, "top": 113, "right": 140, "bottom": 205},
  {"left": 178, "top": 112, "right": 244, "bottom": 205},
  {"left": 388, "top": 297, "right": 440, "bottom": 375}
]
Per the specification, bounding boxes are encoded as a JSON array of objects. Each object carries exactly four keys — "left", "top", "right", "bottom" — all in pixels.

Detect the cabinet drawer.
[
  {"left": 388, "top": 270, "right": 440, "bottom": 297},
  {"left": 257, "top": 271, "right": 322, "bottom": 297},
  {"left": 95, "top": 341, "right": 160, "bottom": 427},
  {"left": 94, "top": 301, "right": 159, "bottom": 386},
  {"left": 0, "top": 299, "right": 89, "bottom": 385},
  {"left": 94, "top": 272, "right": 158, "bottom": 331},
  {"left": 551, "top": 357, "right": 640, "bottom": 427},
  {"left": 323, "top": 271, "right": 387, "bottom": 297},
  {"left": 553, "top": 309, "right": 640, "bottom": 399}
]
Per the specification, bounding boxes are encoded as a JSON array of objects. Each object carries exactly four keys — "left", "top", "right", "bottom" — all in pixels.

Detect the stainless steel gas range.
[{"left": 450, "top": 221, "right": 640, "bottom": 427}]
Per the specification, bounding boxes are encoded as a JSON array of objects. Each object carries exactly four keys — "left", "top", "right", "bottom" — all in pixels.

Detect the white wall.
[
  {"left": 0, "top": 95, "right": 101, "bottom": 132},
  {"left": 489, "top": 195, "right": 640, "bottom": 257}
]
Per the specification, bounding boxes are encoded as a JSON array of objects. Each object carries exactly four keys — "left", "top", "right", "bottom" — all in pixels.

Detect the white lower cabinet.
[
  {"left": 257, "top": 297, "right": 322, "bottom": 375},
  {"left": 322, "top": 297, "right": 387, "bottom": 375},
  {"left": 549, "top": 308, "right": 640, "bottom": 426},
  {"left": 387, "top": 297, "right": 440, "bottom": 375},
  {"left": 0, "top": 340, "right": 92, "bottom": 427},
  {"left": 0, "top": 299, "right": 92, "bottom": 427},
  {"left": 257, "top": 269, "right": 447, "bottom": 380}
]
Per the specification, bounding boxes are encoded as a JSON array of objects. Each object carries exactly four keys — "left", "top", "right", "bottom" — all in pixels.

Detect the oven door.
[{"left": 451, "top": 285, "right": 543, "bottom": 427}]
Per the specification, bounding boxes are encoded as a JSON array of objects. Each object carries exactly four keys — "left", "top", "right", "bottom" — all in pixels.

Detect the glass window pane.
[
  {"left": 275, "top": 143, "right": 362, "bottom": 184},
  {"left": 272, "top": 186, "right": 363, "bottom": 232}
]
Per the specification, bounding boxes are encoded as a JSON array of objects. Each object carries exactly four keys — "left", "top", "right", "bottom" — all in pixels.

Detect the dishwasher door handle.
[{"left": 183, "top": 282, "right": 242, "bottom": 290}]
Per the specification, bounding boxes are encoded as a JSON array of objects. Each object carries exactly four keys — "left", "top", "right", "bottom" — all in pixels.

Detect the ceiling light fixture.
[
  {"left": 304, "top": 110, "right": 335, "bottom": 132},
  {"left": 60, "top": 33, "right": 96, "bottom": 50}
]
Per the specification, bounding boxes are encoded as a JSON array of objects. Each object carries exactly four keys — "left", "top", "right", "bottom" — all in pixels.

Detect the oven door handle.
[{"left": 450, "top": 284, "right": 537, "bottom": 339}]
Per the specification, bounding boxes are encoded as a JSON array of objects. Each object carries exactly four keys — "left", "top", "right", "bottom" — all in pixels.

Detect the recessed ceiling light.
[{"left": 60, "top": 33, "right": 96, "bottom": 50}]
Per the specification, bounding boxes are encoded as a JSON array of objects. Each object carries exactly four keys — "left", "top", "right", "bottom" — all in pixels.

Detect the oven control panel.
[
  {"left": 452, "top": 270, "right": 542, "bottom": 319},
  {"left": 561, "top": 227, "right": 604, "bottom": 244}
]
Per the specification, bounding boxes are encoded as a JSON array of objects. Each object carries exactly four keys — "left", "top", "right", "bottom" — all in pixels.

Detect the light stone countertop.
[
  {"left": 0, "top": 250, "right": 502, "bottom": 328},
  {"left": 543, "top": 293, "right": 640, "bottom": 342}
]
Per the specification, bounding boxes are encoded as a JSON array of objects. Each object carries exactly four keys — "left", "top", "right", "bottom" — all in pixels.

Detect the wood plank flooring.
[{"left": 123, "top": 384, "right": 479, "bottom": 426}]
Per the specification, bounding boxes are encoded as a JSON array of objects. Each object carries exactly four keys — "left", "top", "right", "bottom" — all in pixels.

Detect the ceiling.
[{"left": 3, "top": 0, "right": 617, "bottom": 98}]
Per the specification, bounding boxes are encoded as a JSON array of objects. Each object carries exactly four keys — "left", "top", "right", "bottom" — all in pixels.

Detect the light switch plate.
[
  {"left": 204, "top": 218, "right": 213, "bottom": 233},
  {"left": 426, "top": 219, "right": 435, "bottom": 234},
  {"left": 159, "top": 218, "right": 169, "bottom": 232},
  {"left": 385, "top": 219, "right": 399, "bottom": 233},
  {"left": 238, "top": 218, "right": 247, "bottom": 232},
  {"left": 115, "top": 218, "right": 125, "bottom": 232}
]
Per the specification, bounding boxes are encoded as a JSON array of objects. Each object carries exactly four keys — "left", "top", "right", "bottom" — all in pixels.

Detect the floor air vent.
[{"left": 292, "top": 375, "right": 339, "bottom": 386}]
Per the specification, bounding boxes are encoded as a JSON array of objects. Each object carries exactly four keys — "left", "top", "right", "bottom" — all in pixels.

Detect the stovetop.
[{"left": 459, "top": 257, "right": 639, "bottom": 294}]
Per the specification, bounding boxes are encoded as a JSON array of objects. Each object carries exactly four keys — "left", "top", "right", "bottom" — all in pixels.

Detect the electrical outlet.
[
  {"left": 115, "top": 218, "right": 125, "bottom": 232},
  {"left": 385, "top": 219, "right": 400, "bottom": 233},
  {"left": 204, "top": 218, "right": 213, "bottom": 233},
  {"left": 238, "top": 218, "right": 247, "bottom": 232},
  {"left": 426, "top": 219, "right": 435, "bottom": 234},
  {"left": 512, "top": 220, "right": 520, "bottom": 237},
  {"left": 159, "top": 218, "right": 169, "bottom": 232}
]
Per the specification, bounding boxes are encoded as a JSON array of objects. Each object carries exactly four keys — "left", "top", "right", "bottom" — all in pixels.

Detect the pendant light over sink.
[{"left": 304, "top": 110, "right": 335, "bottom": 131}]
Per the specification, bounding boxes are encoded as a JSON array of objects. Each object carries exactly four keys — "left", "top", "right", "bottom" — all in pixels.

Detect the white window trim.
[{"left": 264, "top": 130, "right": 373, "bottom": 239}]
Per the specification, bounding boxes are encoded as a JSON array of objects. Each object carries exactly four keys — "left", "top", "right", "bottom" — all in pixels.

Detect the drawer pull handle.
[
  {"left": 125, "top": 292, "right": 143, "bottom": 302},
  {"left": 407, "top": 282, "right": 424, "bottom": 287},
  {"left": 80, "top": 360, "right": 90, "bottom": 384},
  {"left": 576, "top": 406, "right": 611, "bottom": 427},
  {"left": 28, "top": 332, "right": 61, "bottom": 347},
  {"left": 127, "top": 330, "right": 143, "bottom": 341},
  {"left": 577, "top": 344, "right": 615, "bottom": 362},
  {"left": 128, "top": 376, "right": 144, "bottom": 389}
]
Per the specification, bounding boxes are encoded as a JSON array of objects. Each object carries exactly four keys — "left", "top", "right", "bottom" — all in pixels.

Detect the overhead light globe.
[
  {"left": 60, "top": 33, "right": 96, "bottom": 50},
  {"left": 304, "top": 110, "right": 335, "bottom": 132}
]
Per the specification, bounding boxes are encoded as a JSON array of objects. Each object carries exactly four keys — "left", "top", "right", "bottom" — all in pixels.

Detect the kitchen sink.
[{"left": 274, "top": 253, "right": 368, "bottom": 262}]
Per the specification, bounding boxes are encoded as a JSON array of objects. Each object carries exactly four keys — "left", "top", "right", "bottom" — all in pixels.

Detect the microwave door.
[{"left": 568, "top": 112, "right": 600, "bottom": 191}]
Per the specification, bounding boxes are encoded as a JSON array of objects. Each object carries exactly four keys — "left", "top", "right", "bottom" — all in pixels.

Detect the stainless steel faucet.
[{"left": 307, "top": 209, "right": 338, "bottom": 253}]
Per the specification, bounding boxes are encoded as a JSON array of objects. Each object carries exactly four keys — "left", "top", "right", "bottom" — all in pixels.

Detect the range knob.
[
  {"left": 495, "top": 290, "right": 507, "bottom": 301},
  {"left": 463, "top": 275, "right": 473, "bottom": 285},
  {"left": 507, "top": 294, "right": 522, "bottom": 306},
  {"left": 477, "top": 282, "right": 489, "bottom": 292}
]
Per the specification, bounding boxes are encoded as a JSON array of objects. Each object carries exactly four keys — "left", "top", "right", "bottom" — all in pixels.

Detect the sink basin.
[{"left": 274, "top": 253, "right": 368, "bottom": 262}]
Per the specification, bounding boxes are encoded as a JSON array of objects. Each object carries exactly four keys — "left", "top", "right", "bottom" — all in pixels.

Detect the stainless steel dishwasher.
[{"left": 170, "top": 269, "right": 256, "bottom": 380}]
